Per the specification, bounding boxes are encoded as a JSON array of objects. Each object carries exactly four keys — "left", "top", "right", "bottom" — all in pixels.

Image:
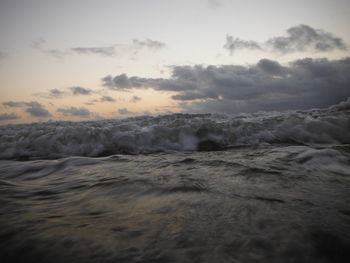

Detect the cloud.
[
  {"left": 171, "top": 91, "right": 215, "bottom": 101},
  {"left": 101, "top": 72, "right": 198, "bottom": 92},
  {"left": 47, "top": 49, "right": 67, "bottom": 59},
  {"left": 267, "top": 24, "right": 347, "bottom": 53},
  {"left": 84, "top": 99, "right": 98, "bottom": 105},
  {"left": 31, "top": 39, "right": 116, "bottom": 58},
  {"left": 57, "top": 107, "right": 91, "bottom": 117},
  {"left": 25, "top": 104, "right": 52, "bottom": 117},
  {"left": 103, "top": 57, "right": 350, "bottom": 114},
  {"left": 224, "top": 24, "right": 347, "bottom": 54},
  {"left": 71, "top": 46, "right": 116, "bottom": 56},
  {"left": 3, "top": 101, "right": 52, "bottom": 117},
  {"left": 30, "top": 38, "right": 46, "bottom": 49},
  {"left": 35, "top": 87, "right": 93, "bottom": 98},
  {"left": 257, "top": 59, "right": 287, "bottom": 76},
  {"left": 117, "top": 108, "right": 133, "bottom": 115},
  {"left": 100, "top": 96, "right": 115, "bottom": 102},
  {"left": 224, "top": 36, "right": 262, "bottom": 54},
  {"left": 208, "top": 0, "right": 222, "bottom": 8},
  {"left": 133, "top": 38, "right": 166, "bottom": 51},
  {"left": 130, "top": 96, "right": 141, "bottom": 103},
  {"left": 48, "top": 88, "right": 66, "bottom": 98},
  {"left": 3, "top": 101, "right": 26, "bottom": 107},
  {"left": 330, "top": 97, "right": 350, "bottom": 111},
  {"left": 71, "top": 38, "right": 166, "bottom": 57},
  {"left": 44, "top": 38, "right": 166, "bottom": 59},
  {"left": 69, "top": 86, "right": 92, "bottom": 95},
  {"left": 0, "top": 113, "right": 20, "bottom": 121}
]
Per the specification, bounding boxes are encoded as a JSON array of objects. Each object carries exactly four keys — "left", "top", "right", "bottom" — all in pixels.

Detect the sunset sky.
[{"left": 1, "top": 0, "right": 350, "bottom": 124}]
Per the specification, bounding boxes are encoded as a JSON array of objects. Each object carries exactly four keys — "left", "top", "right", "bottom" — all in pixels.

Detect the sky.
[{"left": 0, "top": 0, "right": 350, "bottom": 124}]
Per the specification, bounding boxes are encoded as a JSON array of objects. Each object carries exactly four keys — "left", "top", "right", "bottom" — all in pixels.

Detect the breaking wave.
[{"left": 0, "top": 99, "right": 349, "bottom": 159}]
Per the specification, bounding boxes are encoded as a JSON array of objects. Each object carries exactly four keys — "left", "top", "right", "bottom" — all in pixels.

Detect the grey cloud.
[
  {"left": 46, "top": 38, "right": 165, "bottom": 59},
  {"left": 57, "top": 107, "right": 91, "bottom": 117},
  {"left": 102, "top": 74, "right": 154, "bottom": 90},
  {"left": 171, "top": 92, "right": 215, "bottom": 101},
  {"left": 71, "top": 46, "right": 116, "bottom": 56},
  {"left": 257, "top": 59, "right": 287, "bottom": 76},
  {"left": 184, "top": 58, "right": 350, "bottom": 113},
  {"left": 330, "top": 97, "right": 350, "bottom": 111},
  {"left": 3, "top": 101, "right": 26, "bottom": 107},
  {"left": 130, "top": 96, "right": 141, "bottom": 103},
  {"left": 35, "top": 87, "right": 93, "bottom": 98},
  {"left": 267, "top": 24, "right": 347, "bottom": 53},
  {"left": 26, "top": 104, "right": 52, "bottom": 117},
  {"left": 100, "top": 96, "right": 115, "bottom": 102},
  {"left": 49, "top": 88, "right": 66, "bottom": 97},
  {"left": 3, "top": 101, "right": 51, "bottom": 118},
  {"left": 103, "top": 57, "right": 350, "bottom": 114},
  {"left": 133, "top": 38, "right": 166, "bottom": 50},
  {"left": 71, "top": 39, "right": 166, "bottom": 57},
  {"left": 208, "top": 0, "right": 222, "bottom": 8},
  {"left": 69, "top": 86, "right": 92, "bottom": 95},
  {"left": 224, "top": 36, "right": 262, "bottom": 54},
  {"left": 118, "top": 108, "right": 133, "bottom": 115},
  {"left": 101, "top": 76, "right": 114, "bottom": 87},
  {"left": 47, "top": 49, "right": 67, "bottom": 59},
  {"left": 102, "top": 72, "right": 197, "bottom": 92},
  {"left": 31, "top": 38, "right": 46, "bottom": 49},
  {"left": 224, "top": 25, "right": 347, "bottom": 54},
  {"left": 0, "top": 113, "right": 20, "bottom": 121},
  {"left": 84, "top": 99, "right": 99, "bottom": 105}
]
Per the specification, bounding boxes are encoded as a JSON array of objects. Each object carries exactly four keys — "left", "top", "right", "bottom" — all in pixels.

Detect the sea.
[{"left": 0, "top": 99, "right": 350, "bottom": 263}]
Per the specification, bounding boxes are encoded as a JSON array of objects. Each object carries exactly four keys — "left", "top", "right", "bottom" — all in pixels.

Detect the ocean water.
[{"left": 0, "top": 101, "right": 350, "bottom": 263}]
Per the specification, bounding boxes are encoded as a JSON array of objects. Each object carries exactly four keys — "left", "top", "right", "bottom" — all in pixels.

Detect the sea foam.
[{"left": 0, "top": 100, "right": 349, "bottom": 159}]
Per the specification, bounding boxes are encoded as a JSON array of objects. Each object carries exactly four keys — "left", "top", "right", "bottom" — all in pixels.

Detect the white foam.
[{"left": 0, "top": 102, "right": 349, "bottom": 159}]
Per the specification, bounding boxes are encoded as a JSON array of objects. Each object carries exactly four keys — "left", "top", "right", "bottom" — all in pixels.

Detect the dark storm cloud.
[
  {"left": 133, "top": 39, "right": 166, "bottom": 50},
  {"left": 69, "top": 86, "right": 92, "bottom": 95},
  {"left": 0, "top": 113, "right": 20, "bottom": 121},
  {"left": 57, "top": 107, "right": 91, "bottom": 117},
  {"left": 71, "top": 46, "right": 116, "bottom": 56},
  {"left": 171, "top": 91, "right": 216, "bottom": 101},
  {"left": 3, "top": 101, "right": 52, "bottom": 117},
  {"left": 330, "top": 97, "right": 350, "bottom": 111},
  {"left": 257, "top": 59, "right": 287, "bottom": 76},
  {"left": 224, "top": 25, "right": 347, "bottom": 54},
  {"left": 130, "top": 96, "right": 141, "bottom": 103},
  {"left": 117, "top": 108, "right": 133, "bottom": 115},
  {"left": 224, "top": 36, "right": 262, "bottom": 54},
  {"left": 103, "top": 57, "right": 350, "bottom": 113}
]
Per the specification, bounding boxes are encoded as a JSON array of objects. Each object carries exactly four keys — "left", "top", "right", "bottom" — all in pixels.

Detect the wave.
[{"left": 0, "top": 100, "right": 349, "bottom": 159}]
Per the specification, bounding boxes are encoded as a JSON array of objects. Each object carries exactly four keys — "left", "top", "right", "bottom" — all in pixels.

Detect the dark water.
[{"left": 1, "top": 144, "right": 350, "bottom": 263}]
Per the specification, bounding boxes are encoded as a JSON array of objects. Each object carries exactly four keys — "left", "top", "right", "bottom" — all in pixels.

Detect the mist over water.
[{"left": 0, "top": 100, "right": 350, "bottom": 262}]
